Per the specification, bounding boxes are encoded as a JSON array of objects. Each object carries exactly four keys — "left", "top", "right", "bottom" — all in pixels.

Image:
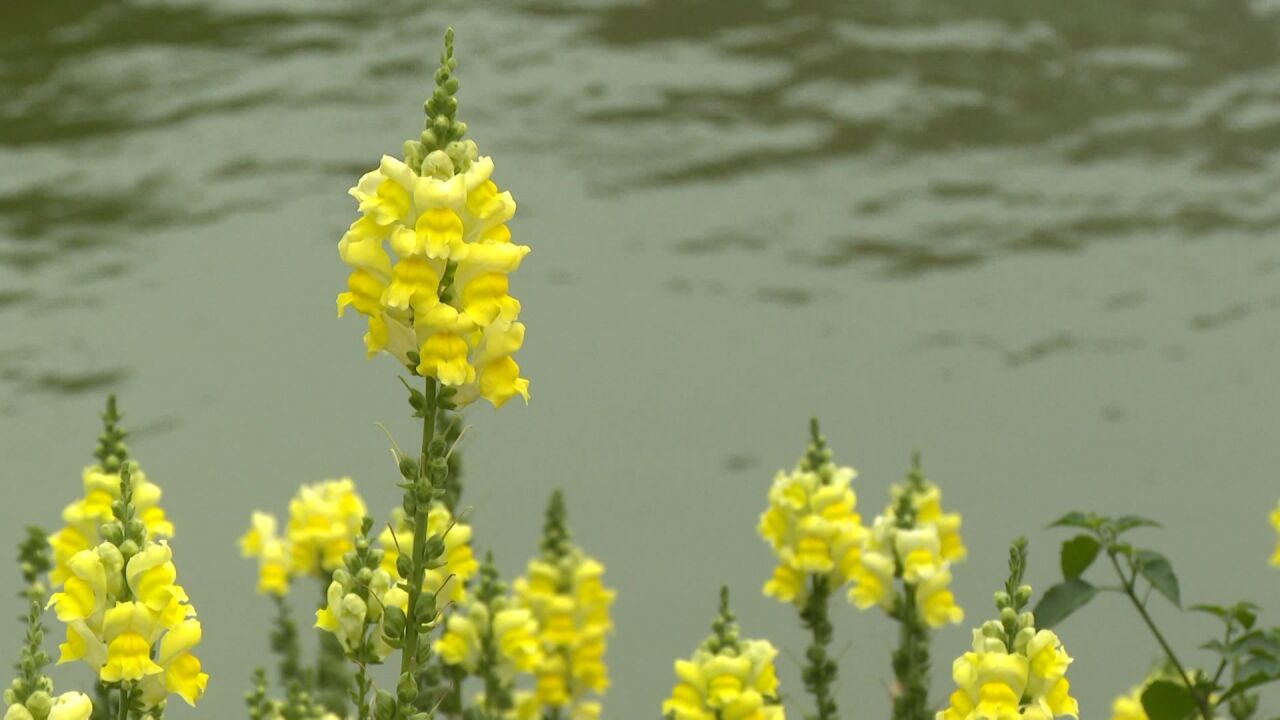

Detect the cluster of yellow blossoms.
[
  {"left": 49, "top": 467, "right": 173, "bottom": 588},
  {"left": 239, "top": 478, "right": 368, "bottom": 595},
  {"left": 336, "top": 139, "right": 531, "bottom": 409},
  {"left": 850, "top": 464, "right": 967, "bottom": 629},
  {"left": 434, "top": 600, "right": 543, "bottom": 679},
  {"left": 378, "top": 504, "right": 478, "bottom": 602},
  {"left": 938, "top": 576, "right": 1078, "bottom": 720},
  {"left": 758, "top": 436, "right": 866, "bottom": 604},
  {"left": 508, "top": 495, "right": 615, "bottom": 720},
  {"left": 48, "top": 462, "right": 207, "bottom": 711},
  {"left": 662, "top": 591, "right": 784, "bottom": 720},
  {"left": 314, "top": 549, "right": 408, "bottom": 664}
]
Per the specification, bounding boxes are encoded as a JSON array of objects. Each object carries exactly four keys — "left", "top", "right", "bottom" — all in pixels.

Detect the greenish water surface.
[{"left": 2, "top": 0, "right": 1279, "bottom": 717}]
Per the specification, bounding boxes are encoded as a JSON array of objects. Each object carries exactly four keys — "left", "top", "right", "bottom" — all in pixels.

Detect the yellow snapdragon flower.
[
  {"left": 48, "top": 465, "right": 173, "bottom": 586},
  {"left": 315, "top": 566, "right": 408, "bottom": 662},
  {"left": 240, "top": 477, "right": 368, "bottom": 592},
  {"left": 337, "top": 143, "right": 531, "bottom": 407},
  {"left": 379, "top": 504, "right": 479, "bottom": 601},
  {"left": 435, "top": 601, "right": 543, "bottom": 675},
  {"left": 850, "top": 462, "right": 966, "bottom": 629},
  {"left": 238, "top": 512, "right": 290, "bottom": 595},
  {"left": 758, "top": 443, "right": 866, "bottom": 605},
  {"left": 937, "top": 578, "right": 1077, "bottom": 720},
  {"left": 663, "top": 590, "right": 784, "bottom": 720}
]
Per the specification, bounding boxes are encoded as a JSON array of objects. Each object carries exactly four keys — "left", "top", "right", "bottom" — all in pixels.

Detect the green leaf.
[
  {"left": 1113, "top": 515, "right": 1162, "bottom": 533},
  {"left": 1060, "top": 535, "right": 1101, "bottom": 579},
  {"left": 1141, "top": 680, "right": 1197, "bottom": 720},
  {"left": 1136, "top": 550, "right": 1180, "bottom": 607},
  {"left": 1048, "top": 511, "right": 1099, "bottom": 530},
  {"left": 1032, "top": 578, "right": 1098, "bottom": 629}
]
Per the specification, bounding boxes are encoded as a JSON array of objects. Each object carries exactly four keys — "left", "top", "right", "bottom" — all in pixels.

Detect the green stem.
[
  {"left": 799, "top": 575, "right": 837, "bottom": 720},
  {"left": 1108, "top": 552, "right": 1212, "bottom": 720},
  {"left": 892, "top": 584, "right": 931, "bottom": 720},
  {"left": 401, "top": 378, "right": 439, "bottom": 680},
  {"left": 117, "top": 683, "right": 130, "bottom": 720}
]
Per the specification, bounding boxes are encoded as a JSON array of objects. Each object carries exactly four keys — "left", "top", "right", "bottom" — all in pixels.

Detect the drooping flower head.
[
  {"left": 511, "top": 491, "right": 615, "bottom": 719},
  {"left": 337, "top": 29, "right": 531, "bottom": 409},
  {"left": 239, "top": 477, "right": 368, "bottom": 594},
  {"left": 46, "top": 399, "right": 208, "bottom": 711},
  {"left": 663, "top": 588, "right": 785, "bottom": 720},
  {"left": 848, "top": 454, "right": 966, "bottom": 629},
  {"left": 758, "top": 419, "right": 867, "bottom": 605},
  {"left": 937, "top": 540, "right": 1077, "bottom": 720}
]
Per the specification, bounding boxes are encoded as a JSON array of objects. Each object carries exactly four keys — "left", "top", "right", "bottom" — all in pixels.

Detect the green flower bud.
[
  {"left": 397, "top": 672, "right": 418, "bottom": 705},
  {"left": 396, "top": 555, "right": 412, "bottom": 579},
  {"left": 1017, "top": 612, "right": 1035, "bottom": 629},
  {"left": 100, "top": 522, "right": 124, "bottom": 546},
  {"left": 382, "top": 606, "right": 406, "bottom": 639},
  {"left": 356, "top": 568, "right": 374, "bottom": 588},
  {"left": 374, "top": 689, "right": 397, "bottom": 720},
  {"left": 124, "top": 518, "right": 146, "bottom": 542},
  {"left": 333, "top": 569, "right": 352, "bottom": 588},
  {"left": 118, "top": 539, "right": 139, "bottom": 558},
  {"left": 1014, "top": 627, "right": 1035, "bottom": 653},
  {"left": 425, "top": 535, "right": 445, "bottom": 559},
  {"left": 981, "top": 621, "right": 1004, "bottom": 638},
  {"left": 414, "top": 593, "right": 437, "bottom": 626},
  {"left": 398, "top": 456, "right": 419, "bottom": 480},
  {"left": 25, "top": 690, "right": 52, "bottom": 718},
  {"left": 1014, "top": 585, "right": 1033, "bottom": 606},
  {"left": 999, "top": 607, "right": 1017, "bottom": 625},
  {"left": 993, "top": 591, "right": 1011, "bottom": 609}
]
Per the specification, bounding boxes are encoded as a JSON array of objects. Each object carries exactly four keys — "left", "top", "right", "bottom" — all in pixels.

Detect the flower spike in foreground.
[
  {"left": 511, "top": 491, "right": 615, "bottom": 720},
  {"left": 336, "top": 27, "right": 531, "bottom": 409},
  {"left": 46, "top": 398, "right": 208, "bottom": 713},
  {"left": 937, "top": 539, "right": 1078, "bottom": 720},
  {"left": 662, "top": 587, "right": 785, "bottom": 720}
]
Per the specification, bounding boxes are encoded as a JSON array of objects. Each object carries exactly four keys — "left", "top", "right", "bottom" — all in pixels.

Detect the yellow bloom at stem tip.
[
  {"left": 337, "top": 137, "right": 531, "bottom": 408},
  {"left": 240, "top": 477, "right": 368, "bottom": 593},
  {"left": 757, "top": 430, "right": 866, "bottom": 606}
]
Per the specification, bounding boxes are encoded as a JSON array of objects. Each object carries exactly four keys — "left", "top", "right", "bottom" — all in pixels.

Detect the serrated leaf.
[
  {"left": 1048, "top": 511, "right": 1098, "bottom": 530},
  {"left": 1032, "top": 578, "right": 1098, "bottom": 629},
  {"left": 1141, "top": 680, "right": 1197, "bottom": 720},
  {"left": 1136, "top": 549, "right": 1180, "bottom": 607},
  {"left": 1061, "top": 535, "right": 1101, "bottom": 579}
]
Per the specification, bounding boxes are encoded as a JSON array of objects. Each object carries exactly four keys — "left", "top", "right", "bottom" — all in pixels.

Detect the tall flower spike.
[
  {"left": 337, "top": 28, "right": 531, "bottom": 409},
  {"left": 511, "top": 491, "right": 615, "bottom": 720},
  {"left": 46, "top": 403, "right": 208, "bottom": 712},
  {"left": 937, "top": 539, "right": 1078, "bottom": 720},
  {"left": 662, "top": 587, "right": 785, "bottom": 720}
]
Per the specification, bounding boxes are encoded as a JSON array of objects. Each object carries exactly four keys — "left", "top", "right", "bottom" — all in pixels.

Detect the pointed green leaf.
[
  {"left": 1113, "top": 515, "right": 1162, "bottom": 533},
  {"left": 1048, "top": 511, "right": 1098, "bottom": 530},
  {"left": 1060, "top": 535, "right": 1101, "bottom": 580},
  {"left": 1141, "top": 680, "right": 1197, "bottom": 720},
  {"left": 1136, "top": 550, "right": 1180, "bottom": 607},
  {"left": 1032, "top": 578, "right": 1098, "bottom": 629}
]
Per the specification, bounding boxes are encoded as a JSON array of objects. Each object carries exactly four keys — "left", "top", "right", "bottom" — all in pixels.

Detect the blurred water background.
[{"left": 2, "top": 0, "right": 1279, "bottom": 716}]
